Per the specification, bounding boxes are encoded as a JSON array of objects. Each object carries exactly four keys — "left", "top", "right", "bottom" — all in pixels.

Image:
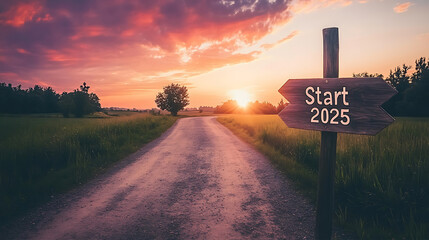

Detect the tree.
[
  {"left": 354, "top": 57, "right": 429, "bottom": 117},
  {"left": 400, "top": 57, "right": 429, "bottom": 116},
  {"left": 58, "top": 82, "right": 101, "bottom": 117},
  {"left": 214, "top": 100, "right": 240, "bottom": 114},
  {"left": 214, "top": 100, "right": 278, "bottom": 114},
  {"left": 248, "top": 101, "right": 277, "bottom": 114},
  {"left": 352, "top": 72, "right": 384, "bottom": 78},
  {"left": 0, "top": 81, "right": 100, "bottom": 116},
  {"left": 386, "top": 64, "right": 411, "bottom": 93},
  {"left": 412, "top": 57, "right": 428, "bottom": 84},
  {"left": 0, "top": 83, "right": 60, "bottom": 114},
  {"left": 155, "top": 83, "right": 190, "bottom": 116},
  {"left": 59, "top": 92, "right": 74, "bottom": 117},
  {"left": 277, "top": 99, "right": 287, "bottom": 113}
]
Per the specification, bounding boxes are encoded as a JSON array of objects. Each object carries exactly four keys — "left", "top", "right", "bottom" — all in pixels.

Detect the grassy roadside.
[
  {"left": 217, "top": 115, "right": 428, "bottom": 239},
  {"left": 0, "top": 112, "right": 178, "bottom": 225}
]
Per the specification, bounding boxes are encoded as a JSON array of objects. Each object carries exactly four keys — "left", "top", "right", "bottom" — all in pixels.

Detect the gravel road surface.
[{"left": 2, "top": 117, "right": 351, "bottom": 239}]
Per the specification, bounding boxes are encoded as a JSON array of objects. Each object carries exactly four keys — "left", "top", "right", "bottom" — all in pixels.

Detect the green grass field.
[
  {"left": 218, "top": 115, "right": 428, "bottom": 239},
  {"left": 0, "top": 112, "right": 177, "bottom": 225}
]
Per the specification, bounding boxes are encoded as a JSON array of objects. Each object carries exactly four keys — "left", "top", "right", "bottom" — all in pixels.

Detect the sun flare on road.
[{"left": 230, "top": 89, "right": 252, "bottom": 108}]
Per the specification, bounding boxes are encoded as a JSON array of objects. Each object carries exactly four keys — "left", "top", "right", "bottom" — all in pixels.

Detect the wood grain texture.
[
  {"left": 316, "top": 131, "right": 337, "bottom": 240},
  {"left": 316, "top": 27, "right": 338, "bottom": 240},
  {"left": 278, "top": 78, "right": 397, "bottom": 135},
  {"left": 323, "top": 27, "right": 339, "bottom": 79}
]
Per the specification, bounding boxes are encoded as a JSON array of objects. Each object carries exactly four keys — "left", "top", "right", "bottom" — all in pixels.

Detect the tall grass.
[
  {"left": 218, "top": 115, "right": 429, "bottom": 239},
  {"left": 0, "top": 113, "right": 177, "bottom": 225}
]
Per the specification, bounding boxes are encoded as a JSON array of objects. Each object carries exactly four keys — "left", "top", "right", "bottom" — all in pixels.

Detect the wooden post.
[{"left": 315, "top": 27, "right": 339, "bottom": 240}]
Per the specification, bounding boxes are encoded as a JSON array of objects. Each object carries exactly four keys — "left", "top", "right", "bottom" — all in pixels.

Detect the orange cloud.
[
  {"left": 71, "top": 26, "right": 109, "bottom": 40},
  {"left": 260, "top": 31, "right": 299, "bottom": 50},
  {"left": 186, "top": 48, "right": 260, "bottom": 73},
  {"left": 36, "top": 13, "right": 53, "bottom": 23},
  {"left": 394, "top": 2, "right": 413, "bottom": 13},
  {"left": 0, "top": 0, "right": 299, "bottom": 106},
  {"left": 291, "top": 0, "right": 354, "bottom": 13},
  {"left": 44, "top": 49, "right": 79, "bottom": 63},
  {"left": 0, "top": 2, "right": 43, "bottom": 27},
  {"left": 132, "top": 12, "right": 155, "bottom": 26},
  {"left": 120, "top": 29, "right": 135, "bottom": 38},
  {"left": 0, "top": 72, "right": 19, "bottom": 78},
  {"left": 17, "top": 48, "right": 31, "bottom": 54}
]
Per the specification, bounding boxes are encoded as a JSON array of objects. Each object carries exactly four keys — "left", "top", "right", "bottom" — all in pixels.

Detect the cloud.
[
  {"left": 0, "top": 0, "right": 295, "bottom": 92},
  {"left": 0, "top": 2, "right": 44, "bottom": 27},
  {"left": 0, "top": 0, "right": 359, "bottom": 105},
  {"left": 394, "top": 2, "right": 413, "bottom": 13},
  {"left": 291, "top": 0, "right": 354, "bottom": 13},
  {"left": 260, "top": 31, "right": 299, "bottom": 50}
]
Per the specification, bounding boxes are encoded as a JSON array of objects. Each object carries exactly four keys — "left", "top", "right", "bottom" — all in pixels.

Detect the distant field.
[
  {"left": 218, "top": 115, "right": 428, "bottom": 239},
  {"left": 0, "top": 112, "right": 177, "bottom": 225}
]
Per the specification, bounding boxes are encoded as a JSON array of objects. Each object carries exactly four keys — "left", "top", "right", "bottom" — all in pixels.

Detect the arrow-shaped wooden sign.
[{"left": 278, "top": 77, "right": 397, "bottom": 135}]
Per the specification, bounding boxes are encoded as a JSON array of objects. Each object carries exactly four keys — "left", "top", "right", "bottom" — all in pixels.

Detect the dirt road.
[{"left": 5, "top": 117, "right": 322, "bottom": 239}]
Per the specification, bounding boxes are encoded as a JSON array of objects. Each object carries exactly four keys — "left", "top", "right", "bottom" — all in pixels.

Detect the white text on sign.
[{"left": 305, "top": 86, "right": 350, "bottom": 125}]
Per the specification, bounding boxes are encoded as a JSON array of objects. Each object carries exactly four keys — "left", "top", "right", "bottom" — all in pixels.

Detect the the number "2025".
[
  {"left": 310, "top": 108, "right": 350, "bottom": 125},
  {"left": 306, "top": 86, "right": 351, "bottom": 126}
]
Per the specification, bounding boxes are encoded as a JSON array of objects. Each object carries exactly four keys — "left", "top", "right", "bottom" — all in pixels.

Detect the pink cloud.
[
  {"left": 0, "top": 72, "right": 19, "bottom": 77},
  {"left": 36, "top": 13, "right": 52, "bottom": 23},
  {"left": 70, "top": 26, "right": 109, "bottom": 40},
  {"left": 0, "top": 0, "right": 301, "bottom": 101},
  {"left": 0, "top": 2, "right": 43, "bottom": 27},
  {"left": 17, "top": 48, "right": 31, "bottom": 54},
  {"left": 44, "top": 49, "right": 78, "bottom": 63},
  {"left": 394, "top": 2, "right": 413, "bottom": 13}
]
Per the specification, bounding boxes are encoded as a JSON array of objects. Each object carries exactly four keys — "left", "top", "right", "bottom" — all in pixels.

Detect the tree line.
[
  {"left": 0, "top": 82, "right": 100, "bottom": 117},
  {"left": 214, "top": 99, "right": 287, "bottom": 114},
  {"left": 354, "top": 57, "right": 429, "bottom": 117}
]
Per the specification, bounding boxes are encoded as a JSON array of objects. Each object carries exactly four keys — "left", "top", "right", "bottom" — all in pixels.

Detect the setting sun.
[{"left": 230, "top": 89, "right": 252, "bottom": 108}]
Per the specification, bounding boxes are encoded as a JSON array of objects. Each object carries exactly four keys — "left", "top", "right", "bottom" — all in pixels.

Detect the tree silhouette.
[
  {"left": 355, "top": 57, "right": 429, "bottom": 117},
  {"left": 214, "top": 100, "right": 278, "bottom": 114},
  {"left": 155, "top": 83, "right": 190, "bottom": 116},
  {"left": 412, "top": 57, "right": 428, "bottom": 84},
  {"left": 400, "top": 57, "right": 429, "bottom": 116},
  {"left": 214, "top": 100, "right": 240, "bottom": 114},
  {"left": 59, "top": 82, "right": 101, "bottom": 117},
  {"left": 0, "top": 82, "right": 100, "bottom": 116},
  {"left": 277, "top": 99, "right": 287, "bottom": 113},
  {"left": 80, "top": 82, "right": 90, "bottom": 93},
  {"left": 247, "top": 101, "right": 277, "bottom": 114},
  {"left": 352, "top": 72, "right": 384, "bottom": 78},
  {"left": 0, "top": 83, "right": 60, "bottom": 113}
]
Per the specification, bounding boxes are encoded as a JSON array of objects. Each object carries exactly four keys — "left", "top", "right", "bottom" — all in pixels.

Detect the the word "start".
[
  {"left": 305, "top": 86, "right": 350, "bottom": 126},
  {"left": 305, "top": 86, "right": 349, "bottom": 106}
]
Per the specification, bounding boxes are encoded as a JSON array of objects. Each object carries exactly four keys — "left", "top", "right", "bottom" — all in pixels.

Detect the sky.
[{"left": 0, "top": 0, "right": 428, "bottom": 109}]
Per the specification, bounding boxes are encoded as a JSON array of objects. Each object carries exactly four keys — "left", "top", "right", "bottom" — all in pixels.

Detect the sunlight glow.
[{"left": 230, "top": 89, "right": 252, "bottom": 107}]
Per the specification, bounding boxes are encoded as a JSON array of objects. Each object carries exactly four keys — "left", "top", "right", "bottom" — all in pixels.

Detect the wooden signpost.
[
  {"left": 278, "top": 28, "right": 397, "bottom": 239},
  {"left": 279, "top": 77, "right": 397, "bottom": 135}
]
